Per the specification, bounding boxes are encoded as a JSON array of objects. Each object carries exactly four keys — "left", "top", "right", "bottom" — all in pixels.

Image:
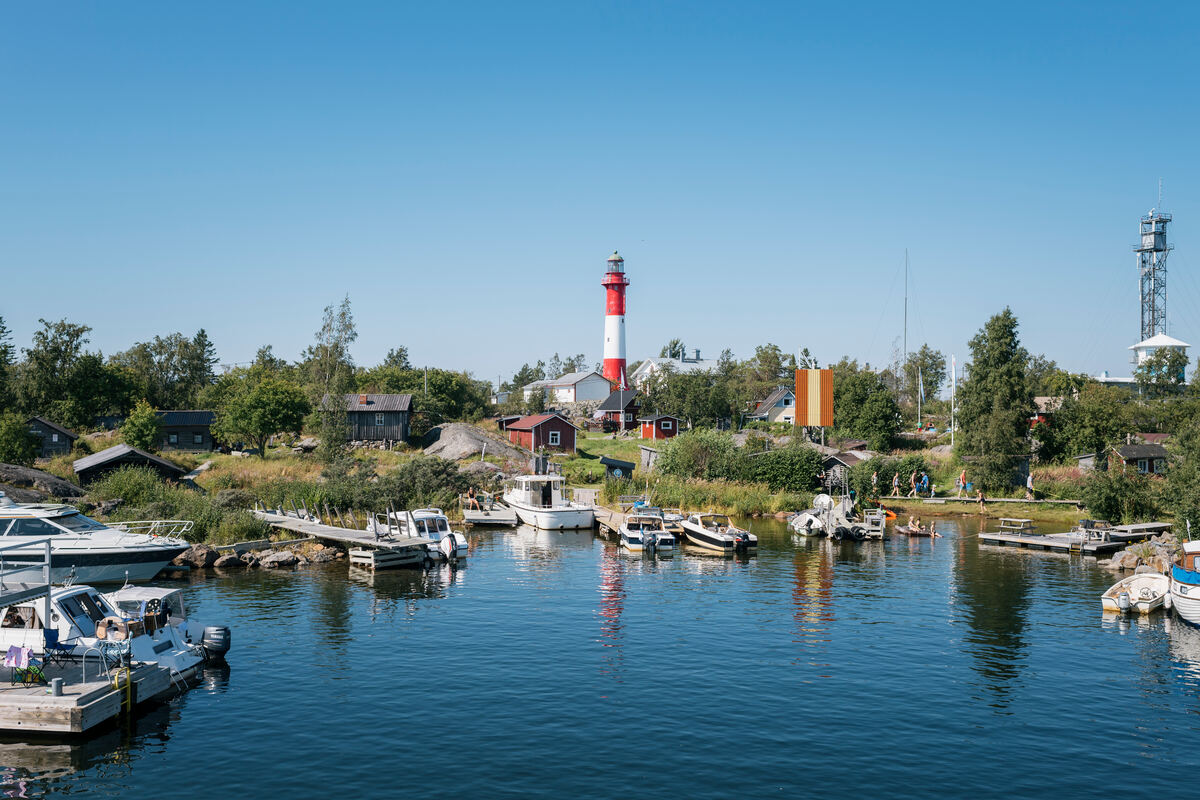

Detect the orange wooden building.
[{"left": 506, "top": 413, "right": 578, "bottom": 453}]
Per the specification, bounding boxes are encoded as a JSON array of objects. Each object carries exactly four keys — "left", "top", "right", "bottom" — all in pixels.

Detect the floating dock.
[
  {"left": 461, "top": 505, "right": 518, "bottom": 526},
  {"left": 0, "top": 663, "right": 172, "bottom": 734},
  {"left": 252, "top": 510, "right": 429, "bottom": 569},
  {"left": 594, "top": 508, "right": 628, "bottom": 537}
]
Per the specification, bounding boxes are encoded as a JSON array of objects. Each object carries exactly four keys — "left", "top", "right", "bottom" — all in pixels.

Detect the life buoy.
[{"left": 95, "top": 616, "right": 130, "bottom": 641}]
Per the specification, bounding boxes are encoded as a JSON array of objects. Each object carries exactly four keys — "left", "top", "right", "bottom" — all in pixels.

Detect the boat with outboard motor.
[
  {"left": 1101, "top": 572, "right": 1170, "bottom": 614},
  {"left": 502, "top": 475, "right": 595, "bottom": 530},
  {"left": 680, "top": 513, "right": 756, "bottom": 554},
  {"left": 1169, "top": 540, "right": 1200, "bottom": 624},
  {"left": 105, "top": 584, "right": 232, "bottom": 659},
  {"left": 0, "top": 493, "right": 191, "bottom": 583},
  {"left": 0, "top": 582, "right": 206, "bottom": 681},
  {"left": 619, "top": 513, "right": 675, "bottom": 554},
  {"left": 789, "top": 494, "right": 873, "bottom": 540},
  {"left": 367, "top": 508, "right": 469, "bottom": 562}
]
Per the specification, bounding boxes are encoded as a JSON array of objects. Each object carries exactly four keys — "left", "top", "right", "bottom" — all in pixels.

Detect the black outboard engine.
[{"left": 201, "top": 626, "right": 232, "bottom": 660}]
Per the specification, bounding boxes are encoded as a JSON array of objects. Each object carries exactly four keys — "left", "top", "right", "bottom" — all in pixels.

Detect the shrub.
[
  {"left": 743, "top": 445, "right": 822, "bottom": 492},
  {"left": 656, "top": 429, "right": 742, "bottom": 481},
  {"left": 1080, "top": 456, "right": 1162, "bottom": 524},
  {"left": 121, "top": 400, "right": 161, "bottom": 452},
  {"left": 0, "top": 413, "right": 39, "bottom": 466}
]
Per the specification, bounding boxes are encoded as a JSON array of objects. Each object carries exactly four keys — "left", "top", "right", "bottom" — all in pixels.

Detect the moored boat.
[
  {"left": 367, "top": 508, "right": 469, "bottom": 562},
  {"left": 0, "top": 493, "right": 191, "bottom": 584},
  {"left": 1169, "top": 540, "right": 1200, "bottom": 624},
  {"left": 680, "top": 513, "right": 756, "bottom": 554},
  {"left": 1101, "top": 572, "right": 1170, "bottom": 614},
  {"left": 502, "top": 475, "right": 595, "bottom": 530},
  {"left": 619, "top": 513, "right": 675, "bottom": 554},
  {"left": 105, "top": 584, "right": 233, "bottom": 659}
]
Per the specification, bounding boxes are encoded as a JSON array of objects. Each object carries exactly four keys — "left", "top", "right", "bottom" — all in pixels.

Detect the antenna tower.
[{"left": 1136, "top": 204, "right": 1173, "bottom": 342}]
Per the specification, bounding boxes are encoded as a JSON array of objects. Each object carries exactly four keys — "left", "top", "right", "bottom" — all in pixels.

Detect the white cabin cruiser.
[
  {"left": 0, "top": 583, "right": 205, "bottom": 681},
  {"left": 502, "top": 475, "right": 595, "bottom": 530},
  {"left": 367, "top": 508, "right": 469, "bottom": 562},
  {"left": 680, "top": 513, "right": 757, "bottom": 554},
  {"left": 619, "top": 513, "right": 676, "bottom": 554},
  {"left": 1170, "top": 540, "right": 1200, "bottom": 625},
  {"left": 0, "top": 495, "right": 191, "bottom": 584},
  {"left": 105, "top": 585, "right": 232, "bottom": 659}
]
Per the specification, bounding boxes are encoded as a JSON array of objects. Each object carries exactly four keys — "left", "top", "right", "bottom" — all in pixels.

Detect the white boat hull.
[
  {"left": 1102, "top": 572, "right": 1170, "bottom": 614},
  {"left": 1171, "top": 577, "right": 1200, "bottom": 624},
  {"left": 508, "top": 503, "right": 594, "bottom": 530}
]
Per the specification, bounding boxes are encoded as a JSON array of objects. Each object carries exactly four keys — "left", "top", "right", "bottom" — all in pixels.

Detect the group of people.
[
  {"left": 905, "top": 515, "right": 941, "bottom": 537},
  {"left": 880, "top": 470, "right": 934, "bottom": 498}
]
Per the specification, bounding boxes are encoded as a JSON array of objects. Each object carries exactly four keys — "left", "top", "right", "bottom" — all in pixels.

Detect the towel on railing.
[{"left": 4, "top": 645, "right": 31, "bottom": 669}]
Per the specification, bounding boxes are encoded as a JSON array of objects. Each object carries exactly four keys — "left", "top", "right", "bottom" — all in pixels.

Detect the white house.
[
  {"left": 523, "top": 371, "right": 614, "bottom": 403},
  {"left": 629, "top": 349, "right": 722, "bottom": 388},
  {"left": 1130, "top": 333, "right": 1190, "bottom": 377},
  {"left": 745, "top": 386, "right": 795, "bottom": 425}
]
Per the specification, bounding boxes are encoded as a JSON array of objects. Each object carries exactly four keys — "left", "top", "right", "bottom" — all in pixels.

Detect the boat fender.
[{"left": 96, "top": 616, "right": 130, "bottom": 641}]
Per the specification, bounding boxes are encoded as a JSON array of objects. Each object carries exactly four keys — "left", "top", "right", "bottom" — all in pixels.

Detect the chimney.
[{"left": 359, "top": 394, "right": 368, "bottom": 405}]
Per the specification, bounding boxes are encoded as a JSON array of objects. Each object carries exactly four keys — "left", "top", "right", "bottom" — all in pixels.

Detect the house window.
[
  {"left": 782, "top": 397, "right": 793, "bottom": 407},
  {"left": 51, "top": 433, "right": 59, "bottom": 443},
  {"left": 548, "top": 430, "right": 561, "bottom": 446},
  {"left": 624, "top": 413, "right": 633, "bottom": 422},
  {"left": 168, "top": 433, "right": 178, "bottom": 445},
  {"left": 193, "top": 433, "right": 204, "bottom": 445},
  {"left": 375, "top": 413, "right": 385, "bottom": 426},
  {"left": 1137, "top": 459, "right": 1148, "bottom": 473},
  {"left": 662, "top": 420, "right": 673, "bottom": 430},
  {"left": 1154, "top": 459, "right": 1165, "bottom": 474}
]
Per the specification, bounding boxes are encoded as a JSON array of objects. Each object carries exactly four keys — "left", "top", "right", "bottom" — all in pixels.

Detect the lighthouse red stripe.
[{"left": 606, "top": 291, "right": 625, "bottom": 316}]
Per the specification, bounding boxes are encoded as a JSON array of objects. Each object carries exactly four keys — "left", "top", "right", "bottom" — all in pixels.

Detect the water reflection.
[
  {"left": 596, "top": 544, "right": 626, "bottom": 681},
  {"left": 791, "top": 539, "right": 834, "bottom": 652},
  {"left": 346, "top": 563, "right": 457, "bottom": 621},
  {"left": 952, "top": 518, "right": 1033, "bottom": 709}
]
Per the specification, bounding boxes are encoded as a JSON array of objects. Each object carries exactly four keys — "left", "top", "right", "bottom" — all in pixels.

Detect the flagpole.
[
  {"left": 918, "top": 366, "right": 923, "bottom": 429},
  {"left": 950, "top": 356, "right": 956, "bottom": 448}
]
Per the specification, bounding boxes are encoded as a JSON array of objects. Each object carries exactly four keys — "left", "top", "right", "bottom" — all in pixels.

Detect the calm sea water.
[{"left": 3, "top": 517, "right": 1200, "bottom": 798}]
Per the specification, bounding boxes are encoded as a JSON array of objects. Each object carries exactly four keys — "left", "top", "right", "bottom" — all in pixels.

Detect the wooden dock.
[
  {"left": 978, "top": 530, "right": 1125, "bottom": 555},
  {"left": 594, "top": 508, "right": 627, "bottom": 537},
  {"left": 252, "top": 510, "right": 429, "bottom": 568},
  {"left": 461, "top": 506, "right": 518, "bottom": 526},
  {"left": 0, "top": 663, "right": 171, "bottom": 734}
]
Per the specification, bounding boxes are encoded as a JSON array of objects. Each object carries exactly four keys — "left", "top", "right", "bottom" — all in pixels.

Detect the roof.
[
  {"left": 155, "top": 410, "right": 216, "bottom": 427},
  {"left": 1118, "top": 443, "right": 1168, "bottom": 460},
  {"left": 1033, "top": 396, "right": 1063, "bottom": 414},
  {"left": 747, "top": 386, "right": 793, "bottom": 418},
  {"left": 599, "top": 455, "right": 635, "bottom": 470},
  {"left": 73, "top": 444, "right": 186, "bottom": 477},
  {"left": 325, "top": 393, "right": 413, "bottom": 413},
  {"left": 27, "top": 416, "right": 77, "bottom": 440},
  {"left": 629, "top": 356, "right": 722, "bottom": 381},
  {"left": 525, "top": 371, "right": 609, "bottom": 389},
  {"left": 607, "top": 251, "right": 624, "bottom": 263},
  {"left": 640, "top": 413, "right": 681, "bottom": 423},
  {"left": 506, "top": 413, "right": 578, "bottom": 431},
  {"left": 1130, "top": 333, "right": 1191, "bottom": 349},
  {"left": 1137, "top": 433, "right": 1170, "bottom": 444},
  {"left": 823, "top": 450, "right": 871, "bottom": 468},
  {"left": 597, "top": 390, "right": 640, "bottom": 412}
]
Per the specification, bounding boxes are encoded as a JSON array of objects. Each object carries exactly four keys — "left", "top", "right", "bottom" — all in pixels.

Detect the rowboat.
[{"left": 1101, "top": 572, "right": 1170, "bottom": 614}]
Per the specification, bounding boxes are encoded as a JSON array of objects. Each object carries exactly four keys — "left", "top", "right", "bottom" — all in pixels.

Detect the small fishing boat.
[
  {"left": 1101, "top": 572, "right": 1170, "bottom": 614},
  {"left": 502, "top": 475, "right": 595, "bottom": 530},
  {"left": 619, "top": 513, "right": 675, "bottom": 554},
  {"left": 1169, "top": 540, "right": 1200, "bottom": 625},
  {"left": 0, "top": 583, "right": 206, "bottom": 681},
  {"left": 680, "top": 513, "right": 756, "bottom": 554},
  {"left": 790, "top": 508, "right": 828, "bottom": 537},
  {"left": 105, "top": 585, "right": 232, "bottom": 659}
]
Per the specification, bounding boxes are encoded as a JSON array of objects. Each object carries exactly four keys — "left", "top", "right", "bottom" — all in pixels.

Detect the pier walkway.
[
  {"left": 252, "top": 510, "right": 429, "bottom": 568},
  {"left": 0, "top": 663, "right": 170, "bottom": 734}
]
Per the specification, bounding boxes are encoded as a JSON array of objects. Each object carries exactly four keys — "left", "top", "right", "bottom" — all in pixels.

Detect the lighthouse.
[{"left": 601, "top": 251, "right": 630, "bottom": 389}]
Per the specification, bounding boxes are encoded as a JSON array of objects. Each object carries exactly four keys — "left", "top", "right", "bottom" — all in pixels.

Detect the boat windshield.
[
  {"left": 703, "top": 516, "right": 731, "bottom": 530},
  {"left": 50, "top": 513, "right": 109, "bottom": 533},
  {"left": 58, "top": 592, "right": 110, "bottom": 637},
  {"left": 1, "top": 518, "right": 64, "bottom": 536}
]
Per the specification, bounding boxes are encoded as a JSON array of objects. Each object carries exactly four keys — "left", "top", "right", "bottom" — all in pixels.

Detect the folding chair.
[
  {"left": 5, "top": 646, "right": 45, "bottom": 686},
  {"left": 42, "top": 629, "right": 76, "bottom": 668}
]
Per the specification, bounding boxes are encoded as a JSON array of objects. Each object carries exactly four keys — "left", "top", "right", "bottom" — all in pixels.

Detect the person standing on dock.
[
  {"left": 891, "top": 472, "right": 900, "bottom": 497},
  {"left": 956, "top": 469, "right": 967, "bottom": 499},
  {"left": 1025, "top": 472, "right": 1034, "bottom": 501},
  {"left": 871, "top": 470, "right": 879, "bottom": 498}
]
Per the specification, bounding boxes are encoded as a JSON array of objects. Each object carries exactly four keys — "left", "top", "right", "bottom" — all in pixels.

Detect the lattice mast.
[{"left": 1136, "top": 208, "right": 1173, "bottom": 342}]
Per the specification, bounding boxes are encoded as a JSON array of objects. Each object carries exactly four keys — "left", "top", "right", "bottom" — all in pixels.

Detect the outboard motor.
[{"left": 201, "top": 626, "right": 232, "bottom": 659}]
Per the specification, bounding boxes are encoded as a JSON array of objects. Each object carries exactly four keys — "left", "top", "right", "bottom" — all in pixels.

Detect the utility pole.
[{"left": 950, "top": 356, "right": 956, "bottom": 448}]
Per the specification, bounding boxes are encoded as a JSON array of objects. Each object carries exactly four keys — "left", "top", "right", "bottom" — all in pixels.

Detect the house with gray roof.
[
  {"left": 156, "top": 410, "right": 217, "bottom": 451},
  {"left": 629, "top": 349, "right": 722, "bottom": 388},
  {"left": 324, "top": 393, "right": 413, "bottom": 442},
  {"left": 74, "top": 444, "right": 187, "bottom": 485},
  {"left": 745, "top": 386, "right": 795, "bottom": 425},
  {"left": 27, "top": 417, "right": 77, "bottom": 458},
  {"left": 522, "top": 371, "right": 612, "bottom": 404}
]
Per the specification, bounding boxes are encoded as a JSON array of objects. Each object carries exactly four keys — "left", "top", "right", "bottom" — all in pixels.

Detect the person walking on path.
[
  {"left": 871, "top": 471, "right": 879, "bottom": 498},
  {"left": 1025, "top": 472, "right": 1035, "bottom": 501},
  {"left": 907, "top": 470, "right": 918, "bottom": 498},
  {"left": 956, "top": 469, "right": 967, "bottom": 499},
  {"left": 891, "top": 473, "right": 900, "bottom": 497}
]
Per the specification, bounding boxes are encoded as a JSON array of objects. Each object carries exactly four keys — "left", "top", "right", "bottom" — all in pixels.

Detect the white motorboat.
[
  {"left": 789, "top": 495, "right": 873, "bottom": 540},
  {"left": 1101, "top": 572, "right": 1171, "bottom": 614},
  {"left": 105, "top": 585, "right": 232, "bottom": 659},
  {"left": 501, "top": 475, "right": 595, "bottom": 530},
  {"left": 0, "top": 583, "right": 205, "bottom": 681},
  {"left": 619, "top": 513, "right": 675, "bottom": 554},
  {"left": 367, "top": 508, "right": 469, "bottom": 562},
  {"left": 1169, "top": 540, "right": 1200, "bottom": 624},
  {"left": 680, "top": 513, "right": 757, "bottom": 554},
  {"left": 0, "top": 494, "right": 191, "bottom": 584}
]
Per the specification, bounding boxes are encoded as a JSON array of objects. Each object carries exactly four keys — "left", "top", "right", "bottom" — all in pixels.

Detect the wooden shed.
[
  {"left": 506, "top": 413, "right": 578, "bottom": 453},
  {"left": 599, "top": 455, "right": 635, "bottom": 480},
  {"left": 325, "top": 393, "right": 413, "bottom": 442},
  {"left": 156, "top": 410, "right": 217, "bottom": 451},
  {"left": 640, "top": 414, "right": 681, "bottom": 440},
  {"left": 73, "top": 444, "right": 187, "bottom": 485},
  {"left": 596, "top": 390, "right": 640, "bottom": 432},
  {"left": 27, "top": 417, "right": 77, "bottom": 458}
]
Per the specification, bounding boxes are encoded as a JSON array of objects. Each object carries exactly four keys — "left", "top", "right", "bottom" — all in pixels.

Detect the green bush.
[
  {"left": 656, "top": 429, "right": 743, "bottom": 481},
  {"left": 1080, "top": 457, "right": 1162, "bottom": 524},
  {"left": 743, "top": 445, "right": 822, "bottom": 492},
  {"left": 0, "top": 413, "right": 39, "bottom": 466}
]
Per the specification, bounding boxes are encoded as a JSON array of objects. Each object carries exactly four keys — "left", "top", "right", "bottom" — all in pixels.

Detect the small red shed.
[
  {"left": 640, "top": 414, "right": 681, "bottom": 440},
  {"left": 596, "top": 390, "right": 640, "bottom": 432},
  {"left": 507, "top": 413, "right": 578, "bottom": 453}
]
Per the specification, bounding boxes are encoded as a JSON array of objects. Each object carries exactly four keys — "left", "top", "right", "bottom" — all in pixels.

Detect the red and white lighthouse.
[{"left": 601, "top": 250, "right": 630, "bottom": 389}]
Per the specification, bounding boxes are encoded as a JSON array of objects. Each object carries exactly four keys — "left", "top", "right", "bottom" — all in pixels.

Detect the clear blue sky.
[{"left": 3, "top": 2, "right": 1199, "bottom": 389}]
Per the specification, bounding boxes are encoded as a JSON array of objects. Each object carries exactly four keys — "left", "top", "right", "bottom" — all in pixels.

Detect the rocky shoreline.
[
  {"left": 173, "top": 541, "right": 347, "bottom": 570},
  {"left": 1097, "top": 532, "right": 1179, "bottom": 574}
]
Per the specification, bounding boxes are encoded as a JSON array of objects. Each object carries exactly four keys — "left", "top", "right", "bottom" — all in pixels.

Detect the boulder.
[
  {"left": 293, "top": 437, "right": 319, "bottom": 454},
  {"left": 0, "top": 463, "right": 86, "bottom": 501},
  {"left": 310, "top": 549, "right": 338, "bottom": 563},
  {"left": 174, "top": 544, "right": 219, "bottom": 568},
  {"left": 1134, "top": 564, "right": 1155, "bottom": 575},
  {"left": 213, "top": 553, "right": 246, "bottom": 569},
  {"left": 259, "top": 551, "right": 299, "bottom": 568},
  {"left": 423, "top": 423, "right": 527, "bottom": 463},
  {"left": 239, "top": 552, "right": 260, "bottom": 568}
]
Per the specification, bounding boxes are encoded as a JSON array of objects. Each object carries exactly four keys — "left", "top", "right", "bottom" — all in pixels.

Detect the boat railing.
[
  {"left": 0, "top": 537, "right": 52, "bottom": 596},
  {"left": 618, "top": 495, "right": 649, "bottom": 511},
  {"left": 108, "top": 520, "right": 195, "bottom": 540}
]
